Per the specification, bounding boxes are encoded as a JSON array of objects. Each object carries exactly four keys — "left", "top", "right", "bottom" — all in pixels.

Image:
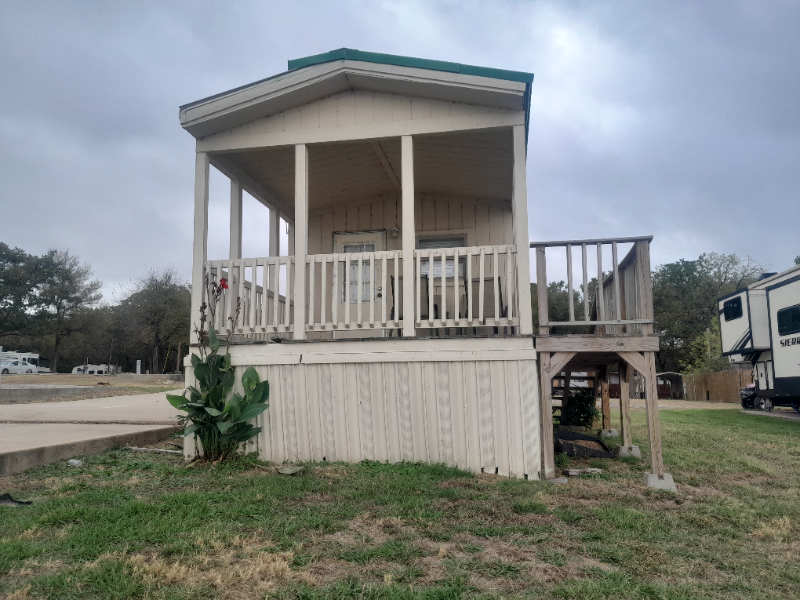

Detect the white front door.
[{"left": 333, "top": 231, "right": 386, "bottom": 338}]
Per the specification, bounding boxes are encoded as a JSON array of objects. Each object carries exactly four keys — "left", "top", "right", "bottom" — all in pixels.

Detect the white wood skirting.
[{"left": 185, "top": 355, "right": 541, "bottom": 480}]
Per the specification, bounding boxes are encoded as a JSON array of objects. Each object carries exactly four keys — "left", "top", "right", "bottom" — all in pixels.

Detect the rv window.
[
  {"left": 777, "top": 304, "right": 800, "bottom": 336},
  {"left": 723, "top": 297, "right": 743, "bottom": 321}
]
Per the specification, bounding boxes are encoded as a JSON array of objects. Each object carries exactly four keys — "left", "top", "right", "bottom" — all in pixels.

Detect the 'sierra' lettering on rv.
[{"left": 780, "top": 336, "right": 800, "bottom": 347}]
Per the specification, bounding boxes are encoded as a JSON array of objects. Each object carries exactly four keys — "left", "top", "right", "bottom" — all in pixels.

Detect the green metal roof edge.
[{"left": 288, "top": 48, "right": 534, "bottom": 84}]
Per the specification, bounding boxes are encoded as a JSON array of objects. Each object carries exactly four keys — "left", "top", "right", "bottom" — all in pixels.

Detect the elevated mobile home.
[{"left": 180, "top": 49, "right": 670, "bottom": 487}]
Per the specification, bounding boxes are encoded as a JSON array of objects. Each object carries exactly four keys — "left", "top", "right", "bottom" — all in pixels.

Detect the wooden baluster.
[
  {"left": 493, "top": 248, "right": 500, "bottom": 324},
  {"left": 332, "top": 255, "right": 339, "bottom": 329},
  {"left": 249, "top": 258, "right": 257, "bottom": 331},
  {"left": 479, "top": 248, "right": 486, "bottom": 324},
  {"left": 369, "top": 254, "right": 375, "bottom": 328},
  {"left": 566, "top": 244, "right": 574, "bottom": 323},
  {"left": 415, "top": 251, "right": 421, "bottom": 327},
  {"left": 357, "top": 253, "right": 363, "bottom": 328},
  {"left": 261, "top": 259, "right": 269, "bottom": 333},
  {"left": 308, "top": 258, "right": 315, "bottom": 328},
  {"left": 272, "top": 260, "right": 279, "bottom": 331},
  {"left": 535, "top": 247, "right": 549, "bottom": 335},
  {"left": 596, "top": 243, "right": 605, "bottom": 321},
  {"left": 440, "top": 250, "right": 447, "bottom": 326},
  {"left": 582, "top": 243, "right": 589, "bottom": 322},
  {"left": 453, "top": 248, "right": 460, "bottom": 325},
  {"left": 395, "top": 252, "right": 400, "bottom": 328},
  {"left": 506, "top": 246, "right": 514, "bottom": 321},
  {"left": 612, "top": 241, "right": 621, "bottom": 322},
  {"left": 381, "top": 254, "right": 387, "bottom": 327},
  {"left": 320, "top": 256, "right": 327, "bottom": 331},
  {"left": 284, "top": 258, "right": 292, "bottom": 331},
  {"left": 428, "top": 250, "right": 434, "bottom": 326},
  {"left": 466, "top": 248, "right": 473, "bottom": 324},
  {"left": 344, "top": 254, "right": 351, "bottom": 329}
]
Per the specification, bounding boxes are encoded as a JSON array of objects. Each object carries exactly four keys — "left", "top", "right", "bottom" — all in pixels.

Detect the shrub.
[{"left": 560, "top": 390, "right": 599, "bottom": 428}]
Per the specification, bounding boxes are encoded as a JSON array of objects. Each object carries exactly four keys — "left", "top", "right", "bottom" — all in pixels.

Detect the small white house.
[{"left": 180, "top": 49, "right": 668, "bottom": 485}]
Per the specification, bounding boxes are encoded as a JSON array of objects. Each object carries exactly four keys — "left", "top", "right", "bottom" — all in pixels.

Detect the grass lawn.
[
  {"left": 0, "top": 374, "right": 181, "bottom": 403},
  {"left": 1, "top": 409, "right": 799, "bottom": 599}
]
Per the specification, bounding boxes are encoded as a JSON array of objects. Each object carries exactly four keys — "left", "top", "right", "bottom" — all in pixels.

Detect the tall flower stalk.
[{"left": 168, "top": 275, "right": 269, "bottom": 460}]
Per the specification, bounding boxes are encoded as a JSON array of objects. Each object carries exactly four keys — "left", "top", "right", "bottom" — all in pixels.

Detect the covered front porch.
[{"left": 192, "top": 126, "right": 532, "bottom": 342}]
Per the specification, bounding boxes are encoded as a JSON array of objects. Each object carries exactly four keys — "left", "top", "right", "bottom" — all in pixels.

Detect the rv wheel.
[
  {"left": 25, "top": 369, "right": 33, "bottom": 373},
  {"left": 764, "top": 399, "right": 774, "bottom": 412},
  {"left": 754, "top": 398, "right": 767, "bottom": 411}
]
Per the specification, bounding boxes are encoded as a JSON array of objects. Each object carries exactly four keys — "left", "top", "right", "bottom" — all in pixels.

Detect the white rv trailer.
[
  {"left": 718, "top": 265, "right": 800, "bottom": 406},
  {"left": 0, "top": 351, "right": 50, "bottom": 373}
]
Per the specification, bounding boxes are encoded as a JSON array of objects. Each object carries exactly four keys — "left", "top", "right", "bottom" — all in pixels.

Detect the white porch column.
[
  {"left": 190, "top": 151, "right": 210, "bottom": 344},
  {"left": 229, "top": 177, "right": 242, "bottom": 260},
  {"left": 269, "top": 208, "right": 280, "bottom": 258},
  {"left": 293, "top": 144, "right": 308, "bottom": 340},
  {"left": 401, "top": 135, "right": 416, "bottom": 338},
  {"left": 511, "top": 124, "right": 534, "bottom": 335}
]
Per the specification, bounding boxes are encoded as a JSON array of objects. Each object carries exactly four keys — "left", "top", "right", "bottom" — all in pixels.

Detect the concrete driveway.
[{"left": 0, "top": 390, "right": 184, "bottom": 477}]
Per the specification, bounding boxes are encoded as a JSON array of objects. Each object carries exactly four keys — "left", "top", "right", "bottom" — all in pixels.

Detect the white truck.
[{"left": 718, "top": 265, "right": 800, "bottom": 410}]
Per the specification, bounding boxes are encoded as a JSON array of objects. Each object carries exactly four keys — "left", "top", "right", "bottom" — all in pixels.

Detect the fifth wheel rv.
[{"left": 718, "top": 265, "right": 800, "bottom": 409}]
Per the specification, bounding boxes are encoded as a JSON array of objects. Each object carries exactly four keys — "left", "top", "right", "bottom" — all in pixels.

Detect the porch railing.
[
  {"left": 305, "top": 250, "right": 403, "bottom": 332},
  {"left": 413, "top": 245, "right": 519, "bottom": 330},
  {"left": 203, "top": 244, "right": 521, "bottom": 338},
  {"left": 531, "top": 236, "right": 653, "bottom": 335},
  {"left": 204, "top": 257, "right": 294, "bottom": 336}
]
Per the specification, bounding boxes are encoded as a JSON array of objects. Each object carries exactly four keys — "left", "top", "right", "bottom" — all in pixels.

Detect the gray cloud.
[{"left": 1, "top": 0, "right": 798, "bottom": 300}]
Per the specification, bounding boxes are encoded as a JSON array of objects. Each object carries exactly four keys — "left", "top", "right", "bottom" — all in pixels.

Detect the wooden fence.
[{"left": 683, "top": 369, "right": 753, "bottom": 403}]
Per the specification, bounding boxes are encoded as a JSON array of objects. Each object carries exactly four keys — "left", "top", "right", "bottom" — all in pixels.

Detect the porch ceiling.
[{"left": 221, "top": 128, "right": 513, "bottom": 213}]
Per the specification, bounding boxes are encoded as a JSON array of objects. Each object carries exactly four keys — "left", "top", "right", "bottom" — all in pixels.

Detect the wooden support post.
[
  {"left": 401, "top": 135, "right": 416, "bottom": 338},
  {"left": 269, "top": 208, "right": 280, "bottom": 258},
  {"left": 643, "top": 351, "right": 665, "bottom": 476},
  {"left": 190, "top": 152, "right": 210, "bottom": 345},
  {"left": 511, "top": 124, "right": 533, "bottom": 335},
  {"left": 619, "top": 361, "right": 633, "bottom": 447},
  {"left": 539, "top": 351, "right": 575, "bottom": 478},
  {"left": 535, "top": 247, "right": 549, "bottom": 335},
  {"left": 539, "top": 352, "right": 555, "bottom": 478},
  {"left": 293, "top": 144, "right": 308, "bottom": 340},
  {"left": 229, "top": 178, "right": 242, "bottom": 260},
  {"left": 601, "top": 368, "right": 611, "bottom": 430}
]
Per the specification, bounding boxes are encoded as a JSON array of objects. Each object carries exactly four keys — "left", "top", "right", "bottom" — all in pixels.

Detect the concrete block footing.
[
  {"left": 616, "top": 445, "right": 641, "bottom": 459},
  {"left": 599, "top": 429, "right": 619, "bottom": 439},
  {"left": 643, "top": 472, "right": 677, "bottom": 492}
]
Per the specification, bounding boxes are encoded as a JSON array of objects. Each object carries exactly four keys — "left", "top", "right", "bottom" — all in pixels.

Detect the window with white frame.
[{"left": 417, "top": 236, "right": 466, "bottom": 278}]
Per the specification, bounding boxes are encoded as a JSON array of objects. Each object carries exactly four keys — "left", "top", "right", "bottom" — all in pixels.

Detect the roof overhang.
[{"left": 180, "top": 53, "right": 532, "bottom": 140}]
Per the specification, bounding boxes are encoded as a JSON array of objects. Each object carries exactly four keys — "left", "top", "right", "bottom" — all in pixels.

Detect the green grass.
[{"left": 1, "top": 410, "right": 799, "bottom": 599}]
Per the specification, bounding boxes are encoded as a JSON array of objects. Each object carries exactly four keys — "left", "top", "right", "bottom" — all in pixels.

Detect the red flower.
[{"left": 220, "top": 278, "right": 228, "bottom": 289}]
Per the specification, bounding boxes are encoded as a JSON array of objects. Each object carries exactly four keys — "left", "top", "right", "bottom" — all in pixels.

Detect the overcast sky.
[{"left": 1, "top": 0, "right": 798, "bottom": 299}]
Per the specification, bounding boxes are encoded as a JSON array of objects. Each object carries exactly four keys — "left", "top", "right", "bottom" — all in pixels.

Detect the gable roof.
[{"left": 180, "top": 49, "right": 533, "bottom": 141}]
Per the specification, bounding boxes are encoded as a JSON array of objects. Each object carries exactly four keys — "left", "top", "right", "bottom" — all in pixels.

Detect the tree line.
[
  {"left": 0, "top": 242, "right": 190, "bottom": 373},
  {"left": 531, "top": 251, "right": 781, "bottom": 375}
]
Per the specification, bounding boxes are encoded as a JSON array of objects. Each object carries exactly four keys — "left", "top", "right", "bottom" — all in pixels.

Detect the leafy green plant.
[
  {"left": 167, "top": 276, "right": 269, "bottom": 460},
  {"left": 560, "top": 390, "right": 599, "bottom": 428}
]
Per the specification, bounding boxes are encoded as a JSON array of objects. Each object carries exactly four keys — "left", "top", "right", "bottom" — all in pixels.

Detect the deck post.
[
  {"left": 293, "top": 144, "right": 308, "bottom": 340},
  {"left": 618, "top": 361, "right": 633, "bottom": 447},
  {"left": 401, "top": 135, "right": 416, "bottom": 338},
  {"left": 539, "top": 352, "right": 555, "bottom": 478},
  {"left": 229, "top": 177, "right": 242, "bottom": 260},
  {"left": 643, "top": 351, "right": 665, "bottom": 476},
  {"left": 535, "top": 247, "right": 549, "bottom": 335},
  {"left": 511, "top": 124, "right": 533, "bottom": 335},
  {"left": 601, "top": 368, "right": 611, "bottom": 430},
  {"left": 190, "top": 151, "right": 210, "bottom": 345}
]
